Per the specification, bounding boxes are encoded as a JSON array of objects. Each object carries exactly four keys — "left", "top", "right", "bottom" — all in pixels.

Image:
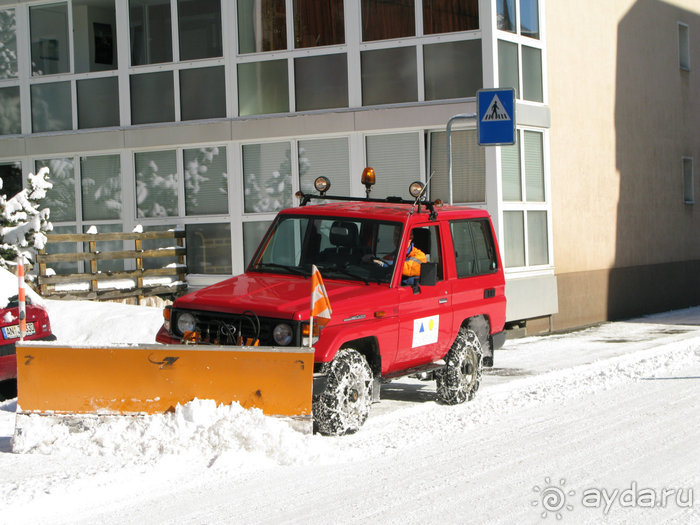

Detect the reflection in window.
[
  {"left": 184, "top": 146, "right": 228, "bottom": 215},
  {"left": 424, "top": 40, "right": 481, "bottom": 101},
  {"left": 520, "top": 0, "right": 539, "bottom": 39},
  {"left": 30, "top": 3, "right": 70, "bottom": 75},
  {"left": 366, "top": 134, "right": 421, "bottom": 200},
  {"left": 36, "top": 158, "right": 76, "bottom": 222},
  {"left": 298, "top": 138, "right": 350, "bottom": 196},
  {"left": 0, "top": 87, "right": 20, "bottom": 135},
  {"left": 423, "top": 0, "right": 478, "bottom": 34},
  {"left": 497, "top": 0, "right": 515, "bottom": 33},
  {"left": 31, "top": 82, "right": 72, "bottom": 132},
  {"left": 77, "top": 77, "right": 120, "bottom": 129},
  {"left": 361, "top": 0, "right": 414, "bottom": 41},
  {"left": 73, "top": 0, "right": 117, "bottom": 73},
  {"left": 135, "top": 150, "right": 179, "bottom": 218},
  {"left": 361, "top": 47, "right": 417, "bottom": 106},
  {"left": 498, "top": 40, "right": 519, "bottom": 97},
  {"left": 504, "top": 211, "right": 525, "bottom": 267},
  {"left": 178, "top": 0, "right": 222, "bottom": 60},
  {"left": 293, "top": 0, "right": 344, "bottom": 48},
  {"left": 0, "top": 9, "right": 18, "bottom": 79},
  {"left": 237, "top": 0, "right": 287, "bottom": 54},
  {"left": 45, "top": 225, "right": 78, "bottom": 275},
  {"left": 130, "top": 71, "right": 175, "bottom": 124},
  {"left": 130, "top": 0, "right": 172, "bottom": 66},
  {"left": 243, "top": 221, "right": 272, "bottom": 267},
  {"left": 527, "top": 211, "right": 548, "bottom": 265},
  {"left": 0, "top": 162, "right": 22, "bottom": 199},
  {"left": 81, "top": 154, "right": 122, "bottom": 221},
  {"left": 180, "top": 66, "right": 226, "bottom": 120},
  {"left": 295, "top": 54, "right": 348, "bottom": 111},
  {"left": 522, "top": 45, "right": 542, "bottom": 102},
  {"left": 429, "top": 130, "right": 485, "bottom": 203},
  {"left": 84, "top": 223, "right": 125, "bottom": 272},
  {"left": 238, "top": 60, "right": 289, "bottom": 116},
  {"left": 243, "top": 142, "right": 293, "bottom": 214},
  {"left": 186, "top": 223, "right": 232, "bottom": 274}
]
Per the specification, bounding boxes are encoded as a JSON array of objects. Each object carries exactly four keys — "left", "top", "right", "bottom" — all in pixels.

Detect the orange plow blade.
[{"left": 15, "top": 343, "right": 314, "bottom": 420}]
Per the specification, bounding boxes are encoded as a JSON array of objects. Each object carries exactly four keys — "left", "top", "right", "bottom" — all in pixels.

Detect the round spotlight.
[
  {"left": 409, "top": 181, "right": 425, "bottom": 198},
  {"left": 314, "top": 176, "right": 331, "bottom": 194}
]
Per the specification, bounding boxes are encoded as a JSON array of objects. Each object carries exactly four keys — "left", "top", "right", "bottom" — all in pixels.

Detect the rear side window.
[{"left": 450, "top": 219, "right": 499, "bottom": 278}]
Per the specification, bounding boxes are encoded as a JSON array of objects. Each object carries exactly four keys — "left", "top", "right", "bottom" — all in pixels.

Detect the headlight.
[
  {"left": 273, "top": 323, "right": 293, "bottom": 346},
  {"left": 176, "top": 312, "right": 196, "bottom": 334}
]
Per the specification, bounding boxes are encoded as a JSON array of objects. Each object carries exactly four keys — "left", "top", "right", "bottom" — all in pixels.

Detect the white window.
[
  {"left": 683, "top": 158, "right": 694, "bottom": 204},
  {"left": 366, "top": 133, "right": 422, "bottom": 200},
  {"left": 679, "top": 23, "right": 690, "bottom": 71}
]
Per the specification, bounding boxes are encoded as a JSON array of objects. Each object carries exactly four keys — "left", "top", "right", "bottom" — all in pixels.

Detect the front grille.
[{"left": 171, "top": 309, "right": 300, "bottom": 346}]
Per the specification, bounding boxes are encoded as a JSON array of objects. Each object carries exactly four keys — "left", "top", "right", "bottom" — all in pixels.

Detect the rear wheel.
[
  {"left": 436, "top": 328, "right": 482, "bottom": 405},
  {"left": 313, "top": 348, "right": 374, "bottom": 436}
]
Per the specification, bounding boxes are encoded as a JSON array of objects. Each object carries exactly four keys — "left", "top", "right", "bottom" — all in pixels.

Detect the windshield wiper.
[
  {"left": 323, "top": 266, "right": 370, "bottom": 285},
  {"left": 255, "top": 263, "right": 307, "bottom": 276}
]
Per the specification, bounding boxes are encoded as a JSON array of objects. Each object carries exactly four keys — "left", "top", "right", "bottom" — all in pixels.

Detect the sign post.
[{"left": 477, "top": 88, "right": 516, "bottom": 146}]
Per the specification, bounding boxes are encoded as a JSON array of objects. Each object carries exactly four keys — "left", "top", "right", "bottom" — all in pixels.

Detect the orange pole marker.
[{"left": 16, "top": 343, "right": 314, "bottom": 418}]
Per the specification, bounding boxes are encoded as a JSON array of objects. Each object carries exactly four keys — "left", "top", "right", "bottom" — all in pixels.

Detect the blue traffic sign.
[{"left": 477, "top": 88, "right": 516, "bottom": 146}]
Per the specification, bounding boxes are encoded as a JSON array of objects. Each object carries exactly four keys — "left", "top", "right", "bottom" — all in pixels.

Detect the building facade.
[{"left": 0, "top": 0, "right": 695, "bottom": 331}]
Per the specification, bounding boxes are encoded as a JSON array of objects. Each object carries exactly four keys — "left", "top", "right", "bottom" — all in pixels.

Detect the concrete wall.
[{"left": 547, "top": 0, "right": 700, "bottom": 330}]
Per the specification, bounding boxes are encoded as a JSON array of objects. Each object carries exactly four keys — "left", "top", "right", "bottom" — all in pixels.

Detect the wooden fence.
[{"left": 36, "top": 230, "right": 187, "bottom": 301}]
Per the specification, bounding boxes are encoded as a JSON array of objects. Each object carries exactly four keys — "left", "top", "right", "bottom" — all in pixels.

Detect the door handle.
[
  {"left": 483, "top": 288, "right": 495, "bottom": 299},
  {"left": 439, "top": 298, "right": 448, "bottom": 304}
]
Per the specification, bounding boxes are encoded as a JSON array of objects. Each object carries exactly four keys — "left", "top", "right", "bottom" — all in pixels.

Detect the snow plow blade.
[{"left": 15, "top": 342, "right": 314, "bottom": 425}]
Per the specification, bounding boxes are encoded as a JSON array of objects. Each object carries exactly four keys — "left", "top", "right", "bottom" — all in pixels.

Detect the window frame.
[{"left": 683, "top": 157, "right": 694, "bottom": 205}]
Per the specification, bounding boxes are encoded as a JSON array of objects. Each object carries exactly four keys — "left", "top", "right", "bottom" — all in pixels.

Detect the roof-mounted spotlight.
[
  {"left": 314, "top": 176, "right": 331, "bottom": 195},
  {"left": 409, "top": 181, "right": 425, "bottom": 199}
]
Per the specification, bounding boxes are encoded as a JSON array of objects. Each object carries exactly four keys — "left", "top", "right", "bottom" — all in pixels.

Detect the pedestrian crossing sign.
[{"left": 477, "top": 88, "right": 516, "bottom": 146}]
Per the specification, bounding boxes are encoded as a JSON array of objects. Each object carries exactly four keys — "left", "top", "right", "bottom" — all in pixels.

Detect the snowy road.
[{"left": 1, "top": 303, "right": 699, "bottom": 524}]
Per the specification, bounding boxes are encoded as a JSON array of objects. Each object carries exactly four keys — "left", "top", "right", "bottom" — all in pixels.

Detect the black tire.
[
  {"left": 436, "top": 328, "right": 482, "bottom": 405},
  {"left": 313, "top": 348, "right": 374, "bottom": 436}
]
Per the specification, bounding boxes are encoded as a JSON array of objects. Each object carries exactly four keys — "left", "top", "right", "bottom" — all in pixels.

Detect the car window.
[{"left": 450, "top": 219, "right": 498, "bottom": 278}]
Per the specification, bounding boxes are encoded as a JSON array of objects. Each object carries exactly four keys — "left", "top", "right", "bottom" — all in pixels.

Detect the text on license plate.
[{"left": 2, "top": 323, "right": 36, "bottom": 339}]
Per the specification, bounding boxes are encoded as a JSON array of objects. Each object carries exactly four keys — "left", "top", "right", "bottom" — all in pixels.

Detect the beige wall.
[{"left": 547, "top": 0, "right": 700, "bottom": 329}]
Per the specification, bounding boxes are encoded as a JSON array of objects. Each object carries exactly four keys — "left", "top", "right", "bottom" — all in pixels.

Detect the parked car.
[{"left": 0, "top": 268, "right": 56, "bottom": 384}]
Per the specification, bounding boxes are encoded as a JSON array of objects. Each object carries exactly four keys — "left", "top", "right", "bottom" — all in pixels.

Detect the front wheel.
[
  {"left": 436, "top": 328, "right": 482, "bottom": 405},
  {"left": 313, "top": 348, "right": 374, "bottom": 436}
]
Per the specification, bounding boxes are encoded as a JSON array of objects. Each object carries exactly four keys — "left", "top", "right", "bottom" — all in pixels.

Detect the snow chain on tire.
[
  {"left": 313, "top": 348, "right": 374, "bottom": 436},
  {"left": 435, "top": 328, "right": 483, "bottom": 405}
]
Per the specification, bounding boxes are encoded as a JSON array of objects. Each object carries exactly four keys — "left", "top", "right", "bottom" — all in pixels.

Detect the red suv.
[{"left": 157, "top": 174, "right": 506, "bottom": 435}]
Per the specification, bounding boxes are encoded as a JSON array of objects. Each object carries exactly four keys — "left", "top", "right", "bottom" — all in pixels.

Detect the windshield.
[{"left": 249, "top": 216, "right": 402, "bottom": 284}]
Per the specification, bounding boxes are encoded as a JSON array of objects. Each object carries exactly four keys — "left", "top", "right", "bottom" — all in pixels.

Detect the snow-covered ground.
[{"left": 1, "top": 300, "right": 699, "bottom": 524}]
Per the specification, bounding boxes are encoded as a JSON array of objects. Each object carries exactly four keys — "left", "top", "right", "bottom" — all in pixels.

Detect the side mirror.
[{"left": 419, "top": 263, "right": 438, "bottom": 287}]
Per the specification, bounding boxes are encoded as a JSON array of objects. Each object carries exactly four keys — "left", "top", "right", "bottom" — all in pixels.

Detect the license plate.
[{"left": 2, "top": 323, "right": 36, "bottom": 339}]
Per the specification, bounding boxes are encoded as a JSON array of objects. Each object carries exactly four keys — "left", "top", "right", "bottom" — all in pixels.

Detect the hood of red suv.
[{"left": 174, "top": 272, "right": 390, "bottom": 321}]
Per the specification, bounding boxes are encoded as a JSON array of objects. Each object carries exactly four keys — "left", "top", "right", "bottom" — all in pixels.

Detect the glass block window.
[
  {"left": 429, "top": 129, "right": 485, "bottom": 203},
  {"left": 30, "top": 3, "right": 70, "bottom": 75},
  {"left": 423, "top": 0, "right": 479, "bottom": 34},
  {"left": 298, "top": 138, "right": 350, "bottom": 196},
  {"left": 129, "top": 0, "right": 172, "bottom": 66},
  {"left": 238, "top": 60, "right": 289, "bottom": 116},
  {"left": 361, "top": 47, "right": 417, "bottom": 106},
  {"left": 184, "top": 146, "right": 228, "bottom": 215},
  {"left": 366, "top": 133, "right": 421, "bottom": 200},
  {"left": 0, "top": 162, "right": 22, "bottom": 199},
  {"left": 180, "top": 66, "right": 226, "bottom": 121},
  {"left": 130, "top": 71, "right": 175, "bottom": 125},
  {"left": 237, "top": 0, "right": 287, "bottom": 54},
  {"left": 243, "top": 221, "right": 272, "bottom": 267},
  {"left": 178, "top": 0, "right": 222, "bottom": 60},
  {"left": 77, "top": 77, "right": 120, "bottom": 129},
  {"left": 361, "top": 0, "right": 415, "bottom": 41},
  {"left": 81, "top": 154, "right": 122, "bottom": 221},
  {"left": 135, "top": 150, "right": 179, "bottom": 218},
  {"left": 0, "top": 87, "right": 20, "bottom": 135},
  {"left": 424, "top": 40, "right": 481, "bottom": 101},
  {"left": 293, "top": 0, "right": 344, "bottom": 48},
  {"left": 36, "top": 158, "right": 77, "bottom": 222},
  {"left": 0, "top": 9, "right": 18, "bottom": 79},
  {"left": 295, "top": 54, "right": 348, "bottom": 111},
  {"left": 503, "top": 210, "right": 525, "bottom": 267},
  {"left": 243, "top": 142, "right": 293, "bottom": 213},
  {"left": 31, "top": 82, "right": 72, "bottom": 132},
  {"left": 186, "top": 223, "right": 232, "bottom": 274}
]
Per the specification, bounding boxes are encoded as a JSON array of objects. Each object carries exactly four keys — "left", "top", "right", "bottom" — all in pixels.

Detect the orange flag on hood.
[{"left": 310, "top": 264, "right": 332, "bottom": 326}]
